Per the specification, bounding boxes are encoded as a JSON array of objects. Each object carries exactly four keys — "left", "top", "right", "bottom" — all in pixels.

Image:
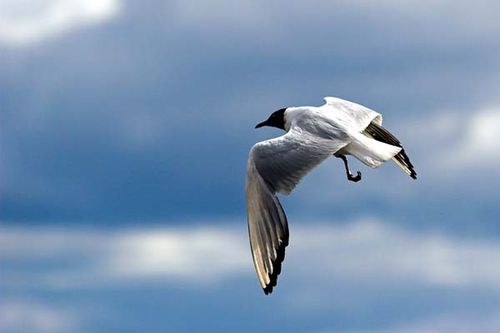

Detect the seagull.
[{"left": 246, "top": 96, "right": 416, "bottom": 294}]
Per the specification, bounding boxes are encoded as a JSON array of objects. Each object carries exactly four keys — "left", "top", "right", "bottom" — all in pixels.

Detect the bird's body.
[
  {"left": 246, "top": 96, "right": 416, "bottom": 294},
  {"left": 283, "top": 98, "right": 405, "bottom": 169}
]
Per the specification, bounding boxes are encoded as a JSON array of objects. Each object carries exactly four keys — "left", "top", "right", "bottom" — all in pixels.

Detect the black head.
[{"left": 255, "top": 108, "right": 287, "bottom": 130}]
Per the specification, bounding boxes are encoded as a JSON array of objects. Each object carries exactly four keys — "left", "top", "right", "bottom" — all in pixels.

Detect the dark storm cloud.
[{"left": 1, "top": 0, "right": 500, "bottom": 223}]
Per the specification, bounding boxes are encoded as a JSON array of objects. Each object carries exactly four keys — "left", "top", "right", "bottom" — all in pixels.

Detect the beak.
[{"left": 255, "top": 120, "right": 268, "bottom": 129}]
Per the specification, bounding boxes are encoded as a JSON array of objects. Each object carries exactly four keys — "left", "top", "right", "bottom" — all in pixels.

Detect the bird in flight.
[{"left": 246, "top": 96, "right": 416, "bottom": 294}]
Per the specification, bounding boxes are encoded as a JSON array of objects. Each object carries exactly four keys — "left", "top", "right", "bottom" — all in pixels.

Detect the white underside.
[{"left": 340, "top": 131, "right": 402, "bottom": 168}]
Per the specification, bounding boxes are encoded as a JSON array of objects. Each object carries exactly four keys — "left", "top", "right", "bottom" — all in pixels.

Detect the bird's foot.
[
  {"left": 347, "top": 171, "right": 362, "bottom": 182},
  {"left": 335, "top": 153, "right": 362, "bottom": 183}
]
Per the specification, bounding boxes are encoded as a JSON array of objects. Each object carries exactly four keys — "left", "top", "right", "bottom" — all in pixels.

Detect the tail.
[
  {"left": 346, "top": 132, "right": 402, "bottom": 168},
  {"left": 363, "top": 122, "right": 417, "bottom": 179}
]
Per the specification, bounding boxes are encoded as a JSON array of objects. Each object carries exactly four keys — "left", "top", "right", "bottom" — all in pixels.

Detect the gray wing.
[{"left": 246, "top": 129, "right": 348, "bottom": 294}]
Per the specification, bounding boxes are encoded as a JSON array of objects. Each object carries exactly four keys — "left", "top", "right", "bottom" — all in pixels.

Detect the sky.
[{"left": 1, "top": 0, "right": 500, "bottom": 332}]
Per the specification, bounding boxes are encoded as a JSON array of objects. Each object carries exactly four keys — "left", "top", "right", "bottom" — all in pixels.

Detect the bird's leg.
[{"left": 335, "top": 154, "right": 362, "bottom": 182}]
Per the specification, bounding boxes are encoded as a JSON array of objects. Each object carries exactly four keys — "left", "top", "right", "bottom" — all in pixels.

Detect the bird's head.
[{"left": 255, "top": 108, "right": 287, "bottom": 130}]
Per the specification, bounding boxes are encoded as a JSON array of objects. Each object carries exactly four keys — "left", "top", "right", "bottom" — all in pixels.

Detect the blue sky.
[{"left": 1, "top": 0, "right": 500, "bottom": 332}]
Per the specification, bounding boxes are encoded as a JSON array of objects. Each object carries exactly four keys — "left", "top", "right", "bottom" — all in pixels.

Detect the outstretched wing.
[{"left": 246, "top": 129, "right": 348, "bottom": 294}]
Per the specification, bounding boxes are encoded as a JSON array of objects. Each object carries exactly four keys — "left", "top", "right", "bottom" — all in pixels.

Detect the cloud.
[
  {"left": 438, "top": 108, "right": 500, "bottom": 169},
  {"left": 384, "top": 311, "right": 500, "bottom": 333},
  {"left": 372, "top": 106, "right": 500, "bottom": 175},
  {"left": 2, "top": 0, "right": 500, "bottom": 223},
  {"left": 0, "top": 0, "right": 122, "bottom": 46},
  {"left": 318, "top": 311, "right": 500, "bottom": 333},
  {"left": 390, "top": 106, "right": 500, "bottom": 187},
  {"left": 2, "top": 220, "right": 500, "bottom": 291},
  {"left": 0, "top": 299, "right": 75, "bottom": 333},
  {"left": 0, "top": 225, "right": 250, "bottom": 289},
  {"left": 3, "top": 220, "right": 500, "bottom": 332},
  {"left": 289, "top": 220, "right": 500, "bottom": 288},
  {"left": 170, "top": 0, "right": 500, "bottom": 39}
]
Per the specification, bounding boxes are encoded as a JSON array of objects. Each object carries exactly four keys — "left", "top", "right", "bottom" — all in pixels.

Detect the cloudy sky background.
[{"left": 1, "top": 0, "right": 500, "bottom": 332}]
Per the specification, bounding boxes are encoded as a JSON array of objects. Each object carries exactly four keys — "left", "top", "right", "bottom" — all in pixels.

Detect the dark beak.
[{"left": 255, "top": 120, "right": 268, "bottom": 129}]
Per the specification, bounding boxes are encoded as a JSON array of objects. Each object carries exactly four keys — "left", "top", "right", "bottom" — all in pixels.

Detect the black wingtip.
[
  {"left": 261, "top": 238, "right": 288, "bottom": 295},
  {"left": 364, "top": 122, "right": 417, "bottom": 180},
  {"left": 398, "top": 148, "right": 417, "bottom": 180}
]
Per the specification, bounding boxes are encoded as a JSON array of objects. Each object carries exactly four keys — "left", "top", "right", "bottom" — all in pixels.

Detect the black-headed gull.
[{"left": 246, "top": 96, "right": 416, "bottom": 294}]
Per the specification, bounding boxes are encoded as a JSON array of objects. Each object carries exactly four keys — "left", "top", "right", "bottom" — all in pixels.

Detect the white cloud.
[
  {"left": 169, "top": 0, "right": 500, "bottom": 50},
  {"left": 318, "top": 310, "right": 500, "bottom": 333},
  {"left": 103, "top": 227, "right": 249, "bottom": 282},
  {"left": 289, "top": 220, "right": 500, "bottom": 288},
  {"left": 439, "top": 109, "right": 500, "bottom": 169},
  {"left": 1, "top": 220, "right": 500, "bottom": 291},
  {"left": 319, "top": 310, "right": 500, "bottom": 333},
  {"left": 360, "top": 107, "right": 500, "bottom": 184},
  {"left": 0, "top": 0, "right": 122, "bottom": 46},
  {"left": 384, "top": 311, "right": 500, "bottom": 333},
  {"left": 0, "top": 225, "right": 250, "bottom": 289},
  {"left": 2, "top": 221, "right": 500, "bottom": 332},
  {"left": 0, "top": 299, "right": 75, "bottom": 333}
]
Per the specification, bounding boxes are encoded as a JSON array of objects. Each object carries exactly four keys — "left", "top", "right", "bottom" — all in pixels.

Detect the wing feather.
[
  {"left": 323, "top": 96, "right": 383, "bottom": 132},
  {"left": 246, "top": 129, "right": 348, "bottom": 294},
  {"left": 363, "top": 122, "right": 417, "bottom": 179}
]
